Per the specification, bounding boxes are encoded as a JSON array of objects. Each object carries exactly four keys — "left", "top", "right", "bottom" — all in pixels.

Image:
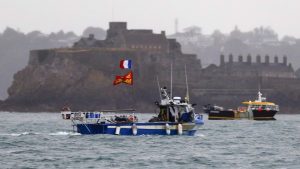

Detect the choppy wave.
[{"left": 0, "top": 113, "right": 300, "bottom": 169}]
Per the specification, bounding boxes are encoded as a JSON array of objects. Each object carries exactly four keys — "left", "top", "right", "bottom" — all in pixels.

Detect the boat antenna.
[
  {"left": 258, "top": 78, "right": 261, "bottom": 92},
  {"left": 170, "top": 62, "right": 173, "bottom": 99},
  {"left": 258, "top": 72, "right": 262, "bottom": 92},
  {"left": 185, "top": 64, "right": 190, "bottom": 103},
  {"left": 156, "top": 76, "right": 162, "bottom": 100},
  {"left": 256, "top": 80, "right": 263, "bottom": 102}
]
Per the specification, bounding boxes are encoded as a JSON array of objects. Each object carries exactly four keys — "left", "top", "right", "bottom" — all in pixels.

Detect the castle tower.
[
  {"left": 109, "top": 22, "right": 127, "bottom": 30},
  {"left": 247, "top": 54, "right": 252, "bottom": 64},
  {"left": 238, "top": 55, "right": 243, "bottom": 63},
  {"left": 256, "top": 55, "right": 261, "bottom": 63},
  {"left": 274, "top": 55, "right": 279, "bottom": 64},
  {"left": 265, "top": 55, "right": 270, "bottom": 65},
  {"left": 107, "top": 22, "right": 127, "bottom": 40},
  {"left": 220, "top": 54, "right": 225, "bottom": 66},
  {"left": 229, "top": 54, "right": 233, "bottom": 64},
  {"left": 283, "top": 55, "right": 287, "bottom": 66}
]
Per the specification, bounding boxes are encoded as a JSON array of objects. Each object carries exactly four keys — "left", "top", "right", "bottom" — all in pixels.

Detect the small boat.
[
  {"left": 203, "top": 91, "right": 279, "bottom": 120},
  {"left": 61, "top": 87, "right": 204, "bottom": 136}
]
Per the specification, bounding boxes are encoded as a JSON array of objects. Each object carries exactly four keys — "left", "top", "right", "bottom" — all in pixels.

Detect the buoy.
[
  {"left": 177, "top": 123, "right": 183, "bottom": 135},
  {"left": 115, "top": 126, "right": 121, "bottom": 135},
  {"left": 132, "top": 123, "right": 138, "bottom": 136},
  {"left": 165, "top": 123, "right": 171, "bottom": 135}
]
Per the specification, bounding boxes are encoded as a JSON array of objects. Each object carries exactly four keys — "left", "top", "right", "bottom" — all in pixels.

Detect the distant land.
[
  {"left": 0, "top": 26, "right": 106, "bottom": 100},
  {"left": 1, "top": 24, "right": 300, "bottom": 101},
  {"left": 0, "top": 22, "right": 300, "bottom": 113}
]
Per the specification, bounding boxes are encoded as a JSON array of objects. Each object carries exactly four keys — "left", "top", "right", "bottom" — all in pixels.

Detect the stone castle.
[
  {"left": 1, "top": 22, "right": 300, "bottom": 113},
  {"left": 74, "top": 22, "right": 182, "bottom": 54},
  {"left": 74, "top": 22, "right": 295, "bottom": 79}
]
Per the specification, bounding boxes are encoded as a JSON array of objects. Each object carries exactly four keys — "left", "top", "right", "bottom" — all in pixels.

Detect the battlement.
[
  {"left": 220, "top": 54, "right": 288, "bottom": 66},
  {"left": 216, "top": 54, "right": 295, "bottom": 78}
]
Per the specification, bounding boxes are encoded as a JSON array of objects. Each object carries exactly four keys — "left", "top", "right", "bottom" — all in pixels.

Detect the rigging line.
[{"left": 157, "top": 76, "right": 162, "bottom": 101}]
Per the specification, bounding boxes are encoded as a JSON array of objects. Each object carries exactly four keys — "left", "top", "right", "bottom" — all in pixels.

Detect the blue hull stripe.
[{"left": 76, "top": 123, "right": 199, "bottom": 136}]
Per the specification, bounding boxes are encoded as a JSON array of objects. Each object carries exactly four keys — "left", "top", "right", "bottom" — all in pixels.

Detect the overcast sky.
[{"left": 1, "top": 0, "right": 300, "bottom": 38}]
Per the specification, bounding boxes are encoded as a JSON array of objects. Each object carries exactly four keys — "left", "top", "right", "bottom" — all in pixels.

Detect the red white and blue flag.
[{"left": 120, "top": 59, "right": 132, "bottom": 69}]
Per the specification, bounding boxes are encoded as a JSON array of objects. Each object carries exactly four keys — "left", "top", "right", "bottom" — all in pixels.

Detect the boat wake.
[
  {"left": 0, "top": 132, "right": 39, "bottom": 137},
  {"left": 48, "top": 131, "right": 81, "bottom": 136},
  {"left": 0, "top": 131, "right": 81, "bottom": 137},
  {"left": 195, "top": 133, "right": 206, "bottom": 138}
]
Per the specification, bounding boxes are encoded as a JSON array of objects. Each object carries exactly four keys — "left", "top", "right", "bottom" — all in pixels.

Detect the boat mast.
[
  {"left": 170, "top": 62, "right": 173, "bottom": 99},
  {"left": 185, "top": 65, "right": 190, "bottom": 103}
]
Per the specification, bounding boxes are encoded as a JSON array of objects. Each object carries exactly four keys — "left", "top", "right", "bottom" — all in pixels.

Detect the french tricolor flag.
[{"left": 120, "top": 59, "right": 132, "bottom": 69}]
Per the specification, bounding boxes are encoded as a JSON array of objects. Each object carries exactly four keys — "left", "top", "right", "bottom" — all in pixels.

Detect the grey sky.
[{"left": 1, "top": 0, "right": 300, "bottom": 38}]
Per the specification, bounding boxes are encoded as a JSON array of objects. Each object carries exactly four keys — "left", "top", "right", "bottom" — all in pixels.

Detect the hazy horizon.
[{"left": 1, "top": 0, "right": 300, "bottom": 38}]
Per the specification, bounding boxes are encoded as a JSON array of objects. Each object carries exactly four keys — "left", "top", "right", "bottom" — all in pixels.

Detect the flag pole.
[{"left": 131, "top": 62, "right": 136, "bottom": 112}]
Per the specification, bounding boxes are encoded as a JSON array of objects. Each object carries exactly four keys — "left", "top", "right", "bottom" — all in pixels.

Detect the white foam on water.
[
  {"left": 10, "top": 133, "right": 21, "bottom": 137},
  {"left": 0, "top": 132, "right": 39, "bottom": 137},
  {"left": 195, "top": 133, "right": 206, "bottom": 137},
  {"left": 49, "top": 131, "right": 81, "bottom": 136},
  {"left": 0, "top": 131, "right": 80, "bottom": 137}
]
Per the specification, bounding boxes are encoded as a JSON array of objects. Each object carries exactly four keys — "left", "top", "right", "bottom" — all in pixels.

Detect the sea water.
[{"left": 0, "top": 112, "right": 299, "bottom": 169}]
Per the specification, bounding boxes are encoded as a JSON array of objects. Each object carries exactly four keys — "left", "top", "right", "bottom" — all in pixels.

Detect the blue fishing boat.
[{"left": 61, "top": 87, "right": 204, "bottom": 136}]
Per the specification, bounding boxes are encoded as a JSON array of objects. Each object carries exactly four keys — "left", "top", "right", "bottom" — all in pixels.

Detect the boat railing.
[
  {"left": 237, "top": 107, "right": 247, "bottom": 112},
  {"left": 67, "top": 111, "right": 138, "bottom": 123},
  {"left": 250, "top": 105, "right": 279, "bottom": 111}
]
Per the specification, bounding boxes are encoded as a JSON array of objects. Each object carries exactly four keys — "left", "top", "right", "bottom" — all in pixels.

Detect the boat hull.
[
  {"left": 208, "top": 110, "right": 235, "bottom": 120},
  {"left": 76, "top": 122, "right": 199, "bottom": 136},
  {"left": 207, "top": 110, "right": 277, "bottom": 120},
  {"left": 252, "top": 110, "right": 277, "bottom": 120}
]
